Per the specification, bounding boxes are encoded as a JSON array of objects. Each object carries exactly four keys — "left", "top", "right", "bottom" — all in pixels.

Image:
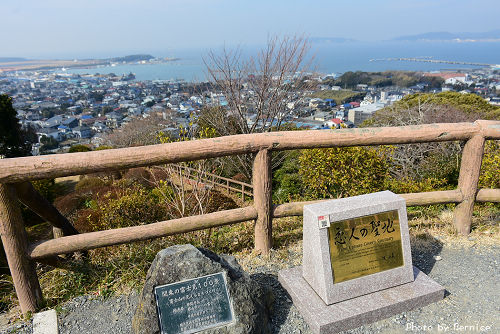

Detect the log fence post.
[
  {"left": 0, "top": 183, "right": 42, "bottom": 314},
  {"left": 252, "top": 149, "right": 272, "bottom": 255},
  {"left": 453, "top": 134, "right": 485, "bottom": 235},
  {"left": 12, "top": 181, "right": 79, "bottom": 238}
]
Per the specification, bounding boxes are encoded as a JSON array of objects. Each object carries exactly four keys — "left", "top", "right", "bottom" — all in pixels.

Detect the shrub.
[
  {"left": 68, "top": 144, "right": 92, "bottom": 153},
  {"left": 479, "top": 140, "right": 500, "bottom": 188},
  {"left": 204, "top": 191, "right": 238, "bottom": 213},
  {"left": 74, "top": 177, "right": 108, "bottom": 192},
  {"left": 93, "top": 186, "right": 167, "bottom": 230},
  {"left": 385, "top": 177, "right": 449, "bottom": 194},
  {"left": 95, "top": 145, "right": 113, "bottom": 150},
  {"left": 32, "top": 179, "right": 59, "bottom": 203},
  {"left": 299, "top": 146, "right": 390, "bottom": 199},
  {"left": 122, "top": 167, "right": 153, "bottom": 188},
  {"left": 273, "top": 151, "right": 303, "bottom": 202}
]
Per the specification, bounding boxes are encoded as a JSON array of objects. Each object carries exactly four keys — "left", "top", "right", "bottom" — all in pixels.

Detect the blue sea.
[{"left": 60, "top": 41, "right": 500, "bottom": 82}]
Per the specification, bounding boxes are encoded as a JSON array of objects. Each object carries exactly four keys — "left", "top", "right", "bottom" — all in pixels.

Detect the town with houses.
[{"left": 1, "top": 66, "right": 499, "bottom": 155}]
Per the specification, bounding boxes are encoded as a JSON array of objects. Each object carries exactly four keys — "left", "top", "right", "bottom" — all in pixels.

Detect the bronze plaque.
[{"left": 328, "top": 210, "right": 403, "bottom": 283}]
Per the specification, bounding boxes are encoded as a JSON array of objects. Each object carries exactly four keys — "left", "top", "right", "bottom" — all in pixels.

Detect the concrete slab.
[
  {"left": 278, "top": 266, "right": 444, "bottom": 334},
  {"left": 33, "top": 309, "right": 58, "bottom": 334}
]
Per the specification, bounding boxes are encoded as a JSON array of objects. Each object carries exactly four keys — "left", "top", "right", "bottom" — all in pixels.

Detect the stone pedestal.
[
  {"left": 280, "top": 191, "right": 445, "bottom": 333},
  {"left": 279, "top": 266, "right": 444, "bottom": 334}
]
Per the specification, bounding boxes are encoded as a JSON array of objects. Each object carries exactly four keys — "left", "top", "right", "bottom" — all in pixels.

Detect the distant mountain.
[
  {"left": 0, "top": 57, "right": 28, "bottom": 62},
  {"left": 310, "top": 37, "right": 357, "bottom": 44},
  {"left": 392, "top": 30, "right": 500, "bottom": 41}
]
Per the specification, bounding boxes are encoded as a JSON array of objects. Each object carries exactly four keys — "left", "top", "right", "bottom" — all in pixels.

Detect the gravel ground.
[{"left": 2, "top": 240, "right": 498, "bottom": 334}]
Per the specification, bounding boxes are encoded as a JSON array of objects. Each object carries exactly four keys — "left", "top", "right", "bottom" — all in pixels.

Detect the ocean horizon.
[{"left": 59, "top": 40, "right": 500, "bottom": 82}]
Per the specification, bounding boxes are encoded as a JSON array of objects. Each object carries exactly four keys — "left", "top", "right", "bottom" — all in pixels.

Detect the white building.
[{"left": 348, "top": 103, "right": 385, "bottom": 126}]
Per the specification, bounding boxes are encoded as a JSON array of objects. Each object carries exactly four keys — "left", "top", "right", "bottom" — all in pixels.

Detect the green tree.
[
  {"left": 40, "top": 136, "right": 58, "bottom": 153},
  {"left": 0, "top": 94, "right": 34, "bottom": 158}
]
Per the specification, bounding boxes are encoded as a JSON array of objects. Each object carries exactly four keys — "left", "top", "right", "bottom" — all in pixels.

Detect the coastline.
[{"left": 0, "top": 57, "right": 180, "bottom": 73}]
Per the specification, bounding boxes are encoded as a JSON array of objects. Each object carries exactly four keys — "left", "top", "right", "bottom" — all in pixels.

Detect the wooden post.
[
  {"left": 52, "top": 227, "right": 64, "bottom": 239},
  {"left": 12, "top": 182, "right": 79, "bottom": 237},
  {"left": 252, "top": 149, "right": 272, "bottom": 255},
  {"left": 453, "top": 135, "right": 485, "bottom": 235},
  {"left": 226, "top": 180, "right": 230, "bottom": 194},
  {"left": 0, "top": 183, "right": 42, "bottom": 314},
  {"left": 242, "top": 184, "right": 245, "bottom": 202}
]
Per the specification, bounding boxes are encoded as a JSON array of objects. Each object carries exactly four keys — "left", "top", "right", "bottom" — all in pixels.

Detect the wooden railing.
[
  {"left": 0, "top": 120, "right": 499, "bottom": 314},
  {"left": 171, "top": 164, "right": 253, "bottom": 201}
]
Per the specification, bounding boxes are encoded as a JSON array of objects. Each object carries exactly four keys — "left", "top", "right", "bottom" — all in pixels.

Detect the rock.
[
  {"left": 132, "top": 244, "right": 273, "bottom": 334},
  {"left": 433, "top": 255, "right": 442, "bottom": 261}
]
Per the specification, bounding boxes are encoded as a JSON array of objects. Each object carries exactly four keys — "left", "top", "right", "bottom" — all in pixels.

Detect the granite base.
[{"left": 278, "top": 266, "right": 444, "bottom": 334}]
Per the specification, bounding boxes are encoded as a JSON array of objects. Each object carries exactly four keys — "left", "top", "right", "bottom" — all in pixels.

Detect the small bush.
[
  {"left": 93, "top": 186, "right": 167, "bottom": 230},
  {"left": 385, "top": 177, "right": 450, "bottom": 194},
  {"left": 95, "top": 145, "right": 113, "bottom": 151},
  {"left": 32, "top": 179, "right": 59, "bottom": 203},
  {"left": 68, "top": 145, "right": 92, "bottom": 153},
  {"left": 75, "top": 177, "right": 108, "bottom": 192},
  {"left": 299, "top": 146, "right": 390, "bottom": 198},
  {"left": 273, "top": 151, "right": 304, "bottom": 203},
  {"left": 479, "top": 140, "right": 500, "bottom": 189},
  {"left": 205, "top": 191, "right": 238, "bottom": 212},
  {"left": 54, "top": 193, "right": 87, "bottom": 216},
  {"left": 122, "top": 167, "right": 153, "bottom": 188}
]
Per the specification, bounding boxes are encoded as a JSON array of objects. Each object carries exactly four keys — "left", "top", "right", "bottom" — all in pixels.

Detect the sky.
[{"left": 1, "top": 0, "right": 500, "bottom": 59}]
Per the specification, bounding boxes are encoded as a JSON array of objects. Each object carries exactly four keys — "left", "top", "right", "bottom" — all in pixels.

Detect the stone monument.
[
  {"left": 133, "top": 244, "right": 273, "bottom": 334},
  {"left": 279, "top": 191, "right": 445, "bottom": 334}
]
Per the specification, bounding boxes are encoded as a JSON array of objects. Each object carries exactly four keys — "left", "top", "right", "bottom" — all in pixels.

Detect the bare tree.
[
  {"left": 368, "top": 96, "right": 485, "bottom": 180},
  {"left": 105, "top": 114, "right": 171, "bottom": 148},
  {"left": 148, "top": 163, "right": 215, "bottom": 219},
  {"left": 202, "top": 35, "right": 314, "bottom": 178}
]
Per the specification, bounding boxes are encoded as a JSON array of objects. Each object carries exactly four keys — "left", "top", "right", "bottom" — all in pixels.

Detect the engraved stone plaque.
[
  {"left": 280, "top": 192, "right": 445, "bottom": 334},
  {"left": 301, "top": 191, "right": 414, "bottom": 305},
  {"left": 327, "top": 210, "right": 403, "bottom": 283},
  {"left": 154, "top": 272, "right": 234, "bottom": 334}
]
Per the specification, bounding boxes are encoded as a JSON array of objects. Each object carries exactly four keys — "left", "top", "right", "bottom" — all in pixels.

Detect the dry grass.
[{"left": 407, "top": 205, "right": 499, "bottom": 249}]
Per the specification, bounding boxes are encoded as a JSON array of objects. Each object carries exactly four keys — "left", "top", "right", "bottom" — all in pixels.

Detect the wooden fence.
[
  {"left": 0, "top": 120, "right": 499, "bottom": 314},
  {"left": 171, "top": 164, "right": 253, "bottom": 201}
]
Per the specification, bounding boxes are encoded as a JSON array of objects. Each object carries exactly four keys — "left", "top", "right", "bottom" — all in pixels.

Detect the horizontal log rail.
[
  {"left": 1, "top": 120, "right": 499, "bottom": 314},
  {"left": 1, "top": 121, "right": 499, "bottom": 184},
  {"left": 29, "top": 206, "right": 258, "bottom": 259},
  {"left": 475, "top": 189, "right": 500, "bottom": 202},
  {"left": 272, "top": 189, "right": 472, "bottom": 218},
  {"left": 27, "top": 188, "right": 500, "bottom": 260}
]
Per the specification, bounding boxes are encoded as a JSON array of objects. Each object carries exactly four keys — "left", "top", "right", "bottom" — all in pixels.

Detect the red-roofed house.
[{"left": 326, "top": 118, "right": 343, "bottom": 128}]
